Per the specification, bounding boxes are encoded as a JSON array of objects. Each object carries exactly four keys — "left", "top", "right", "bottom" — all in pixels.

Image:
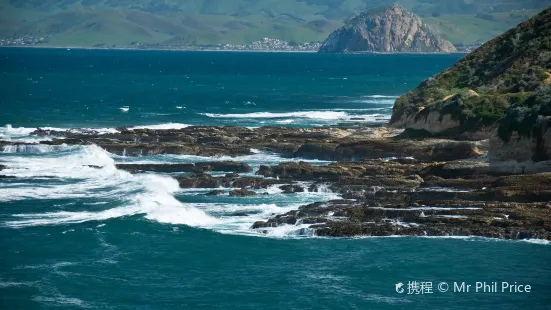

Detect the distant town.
[
  {"left": 0, "top": 35, "right": 47, "bottom": 46},
  {"left": 1, "top": 35, "right": 480, "bottom": 53},
  {"left": 138, "top": 37, "right": 323, "bottom": 52}
]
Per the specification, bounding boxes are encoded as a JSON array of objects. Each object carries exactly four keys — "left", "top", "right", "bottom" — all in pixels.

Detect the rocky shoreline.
[{"left": 2, "top": 124, "right": 550, "bottom": 240}]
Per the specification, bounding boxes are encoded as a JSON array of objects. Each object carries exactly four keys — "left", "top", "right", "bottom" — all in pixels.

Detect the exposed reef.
[{"left": 1, "top": 124, "right": 549, "bottom": 240}]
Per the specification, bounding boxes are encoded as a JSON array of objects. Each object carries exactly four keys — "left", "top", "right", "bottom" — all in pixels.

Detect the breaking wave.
[
  {"left": 2, "top": 145, "right": 217, "bottom": 228},
  {"left": 128, "top": 123, "right": 191, "bottom": 130},
  {"left": 202, "top": 111, "right": 389, "bottom": 122}
]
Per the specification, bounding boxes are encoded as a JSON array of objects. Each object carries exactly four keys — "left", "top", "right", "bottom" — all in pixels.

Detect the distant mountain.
[
  {"left": 0, "top": 0, "right": 550, "bottom": 47},
  {"left": 319, "top": 4, "right": 456, "bottom": 53}
]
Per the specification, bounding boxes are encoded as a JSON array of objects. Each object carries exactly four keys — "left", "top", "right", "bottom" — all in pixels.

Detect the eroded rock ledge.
[{"left": 1, "top": 124, "right": 549, "bottom": 240}]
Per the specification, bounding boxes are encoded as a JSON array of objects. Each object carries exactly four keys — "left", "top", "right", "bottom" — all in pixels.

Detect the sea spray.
[{"left": 2, "top": 145, "right": 217, "bottom": 228}]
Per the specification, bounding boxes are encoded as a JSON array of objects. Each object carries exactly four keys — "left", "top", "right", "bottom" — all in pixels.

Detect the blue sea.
[{"left": 1, "top": 48, "right": 550, "bottom": 309}]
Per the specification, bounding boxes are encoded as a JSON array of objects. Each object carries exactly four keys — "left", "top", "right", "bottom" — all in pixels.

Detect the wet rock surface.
[
  {"left": 2, "top": 124, "right": 550, "bottom": 240},
  {"left": 116, "top": 161, "right": 252, "bottom": 174},
  {"left": 229, "top": 189, "right": 257, "bottom": 197}
]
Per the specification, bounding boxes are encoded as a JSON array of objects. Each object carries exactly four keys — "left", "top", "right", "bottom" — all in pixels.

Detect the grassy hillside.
[
  {"left": 391, "top": 7, "right": 551, "bottom": 136},
  {"left": 0, "top": 0, "right": 549, "bottom": 47}
]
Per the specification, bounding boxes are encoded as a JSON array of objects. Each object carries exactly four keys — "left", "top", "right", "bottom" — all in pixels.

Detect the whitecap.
[
  {"left": 128, "top": 123, "right": 191, "bottom": 130},
  {"left": 276, "top": 119, "right": 295, "bottom": 124},
  {"left": 0, "top": 124, "right": 36, "bottom": 137},
  {"left": 202, "top": 111, "right": 348, "bottom": 120},
  {"left": 520, "top": 239, "right": 551, "bottom": 245},
  {"left": 202, "top": 111, "right": 390, "bottom": 123},
  {"left": 2, "top": 145, "right": 217, "bottom": 228},
  {"left": 352, "top": 99, "right": 396, "bottom": 104},
  {"left": 363, "top": 95, "right": 399, "bottom": 99}
]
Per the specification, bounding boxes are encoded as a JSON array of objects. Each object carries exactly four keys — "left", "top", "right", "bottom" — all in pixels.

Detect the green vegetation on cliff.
[
  {"left": 497, "top": 85, "right": 551, "bottom": 161},
  {"left": 391, "top": 7, "right": 551, "bottom": 135}
]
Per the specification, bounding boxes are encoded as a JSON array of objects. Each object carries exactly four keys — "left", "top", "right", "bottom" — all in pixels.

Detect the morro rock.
[{"left": 318, "top": 4, "right": 456, "bottom": 54}]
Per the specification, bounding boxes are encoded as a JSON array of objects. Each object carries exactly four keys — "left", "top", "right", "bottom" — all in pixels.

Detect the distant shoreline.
[
  {"left": 0, "top": 45, "right": 468, "bottom": 54},
  {"left": 0, "top": 45, "right": 318, "bottom": 53}
]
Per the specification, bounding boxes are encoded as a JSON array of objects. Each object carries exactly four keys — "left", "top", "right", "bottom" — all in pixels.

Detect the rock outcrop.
[
  {"left": 116, "top": 161, "right": 253, "bottom": 174},
  {"left": 3, "top": 124, "right": 551, "bottom": 240},
  {"left": 319, "top": 4, "right": 456, "bottom": 54},
  {"left": 488, "top": 86, "right": 551, "bottom": 173},
  {"left": 390, "top": 7, "right": 551, "bottom": 138}
]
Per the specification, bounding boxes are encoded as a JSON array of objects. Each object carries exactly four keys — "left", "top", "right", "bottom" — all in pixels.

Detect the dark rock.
[
  {"left": 229, "top": 189, "right": 257, "bottom": 197},
  {"left": 195, "top": 161, "right": 253, "bottom": 173},
  {"left": 231, "top": 177, "right": 282, "bottom": 189},
  {"left": 177, "top": 175, "right": 225, "bottom": 188},
  {"left": 294, "top": 143, "right": 337, "bottom": 161},
  {"left": 116, "top": 163, "right": 196, "bottom": 173},
  {"left": 279, "top": 184, "right": 305, "bottom": 194},
  {"left": 430, "top": 141, "right": 482, "bottom": 161},
  {"left": 115, "top": 161, "right": 251, "bottom": 174},
  {"left": 87, "top": 165, "right": 103, "bottom": 169},
  {"left": 405, "top": 175, "right": 424, "bottom": 183},
  {"left": 205, "top": 190, "right": 226, "bottom": 196}
]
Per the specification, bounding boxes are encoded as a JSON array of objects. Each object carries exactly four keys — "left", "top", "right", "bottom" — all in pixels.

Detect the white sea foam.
[
  {"left": 353, "top": 99, "right": 396, "bottom": 105},
  {"left": 0, "top": 124, "right": 119, "bottom": 142},
  {"left": 202, "top": 111, "right": 390, "bottom": 123},
  {"left": 181, "top": 185, "right": 340, "bottom": 236},
  {"left": 276, "top": 119, "right": 295, "bottom": 124},
  {"left": 0, "top": 281, "right": 37, "bottom": 288},
  {"left": 1, "top": 144, "right": 83, "bottom": 154},
  {"left": 319, "top": 108, "right": 390, "bottom": 112},
  {"left": 128, "top": 123, "right": 191, "bottom": 130},
  {"left": 115, "top": 150, "right": 331, "bottom": 166},
  {"left": 2, "top": 145, "right": 217, "bottom": 228},
  {"left": 520, "top": 239, "right": 551, "bottom": 245},
  {"left": 203, "top": 111, "right": 349, "bottom": 120},
  {"left": 0, "top": 124, "right": 52, "bottom": 142},
  {"left": 33, "top": 295, "right": 93, "bottom": 309},
  {"left": 264, "top": 223, "right": 316, "bottom": 238},
  {"left": 0, "top": 124, "right": 36, "bottom": 137},
  {"left": 363, "top": 95, "right": 399, "bottom": 99}
]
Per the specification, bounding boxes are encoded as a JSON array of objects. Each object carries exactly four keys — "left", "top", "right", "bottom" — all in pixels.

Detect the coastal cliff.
[
  {"left": 489, "top": 85, "right": 551, "bottom": 172},
  {"left": 390, "top": 7, "right": 551, "bottom": 140},
  {"left": 318, "top": 4, "right": 456, "bottom": 53}
]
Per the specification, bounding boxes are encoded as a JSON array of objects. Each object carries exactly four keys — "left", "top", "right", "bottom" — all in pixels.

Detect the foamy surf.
[
  {"left": 128, "top": 123, "right": 191, "bottom": 130},
  {"left": 2, "top": 145, "right": 217, "bottom": 228},
  {"left": 363, "top": 95, "right": 399, "bottom": 99},
  {"left": 1, "top": 143, "right": 335, "bottom": 236},
  {"left": 1, "top": 142, "right": 339, "bottom": 237},
  {"left": 203, "top": 111, "right": 349, "bottom": 120},
  {"left": 201, "top": 111, "right": 390, "bottom": 123},
  {"left": 0, "top": 124, "right": 121, "bottom": 140}
]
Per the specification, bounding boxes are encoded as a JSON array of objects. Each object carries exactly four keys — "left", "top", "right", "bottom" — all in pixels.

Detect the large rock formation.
[
  {"left": 390, "top": 7, "right": 551, "bottom": 140},
  {"left": 318, "top": 4, "right": 456, "bottom": 53}
]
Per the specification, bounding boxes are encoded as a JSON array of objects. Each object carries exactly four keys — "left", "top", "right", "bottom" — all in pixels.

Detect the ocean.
[{"left": 1, "top": 48, "right": 550, "bottom": 309}]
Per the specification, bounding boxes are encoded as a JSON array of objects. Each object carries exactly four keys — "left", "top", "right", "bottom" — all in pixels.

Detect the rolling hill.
[{"left": 0, "top": 0, "right": 549, "bottom": 47}]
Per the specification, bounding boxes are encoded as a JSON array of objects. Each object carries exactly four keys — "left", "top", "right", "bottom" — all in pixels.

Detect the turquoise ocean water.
[{"left": 1, "top": 48, "right": 550, "bottom": 309}]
